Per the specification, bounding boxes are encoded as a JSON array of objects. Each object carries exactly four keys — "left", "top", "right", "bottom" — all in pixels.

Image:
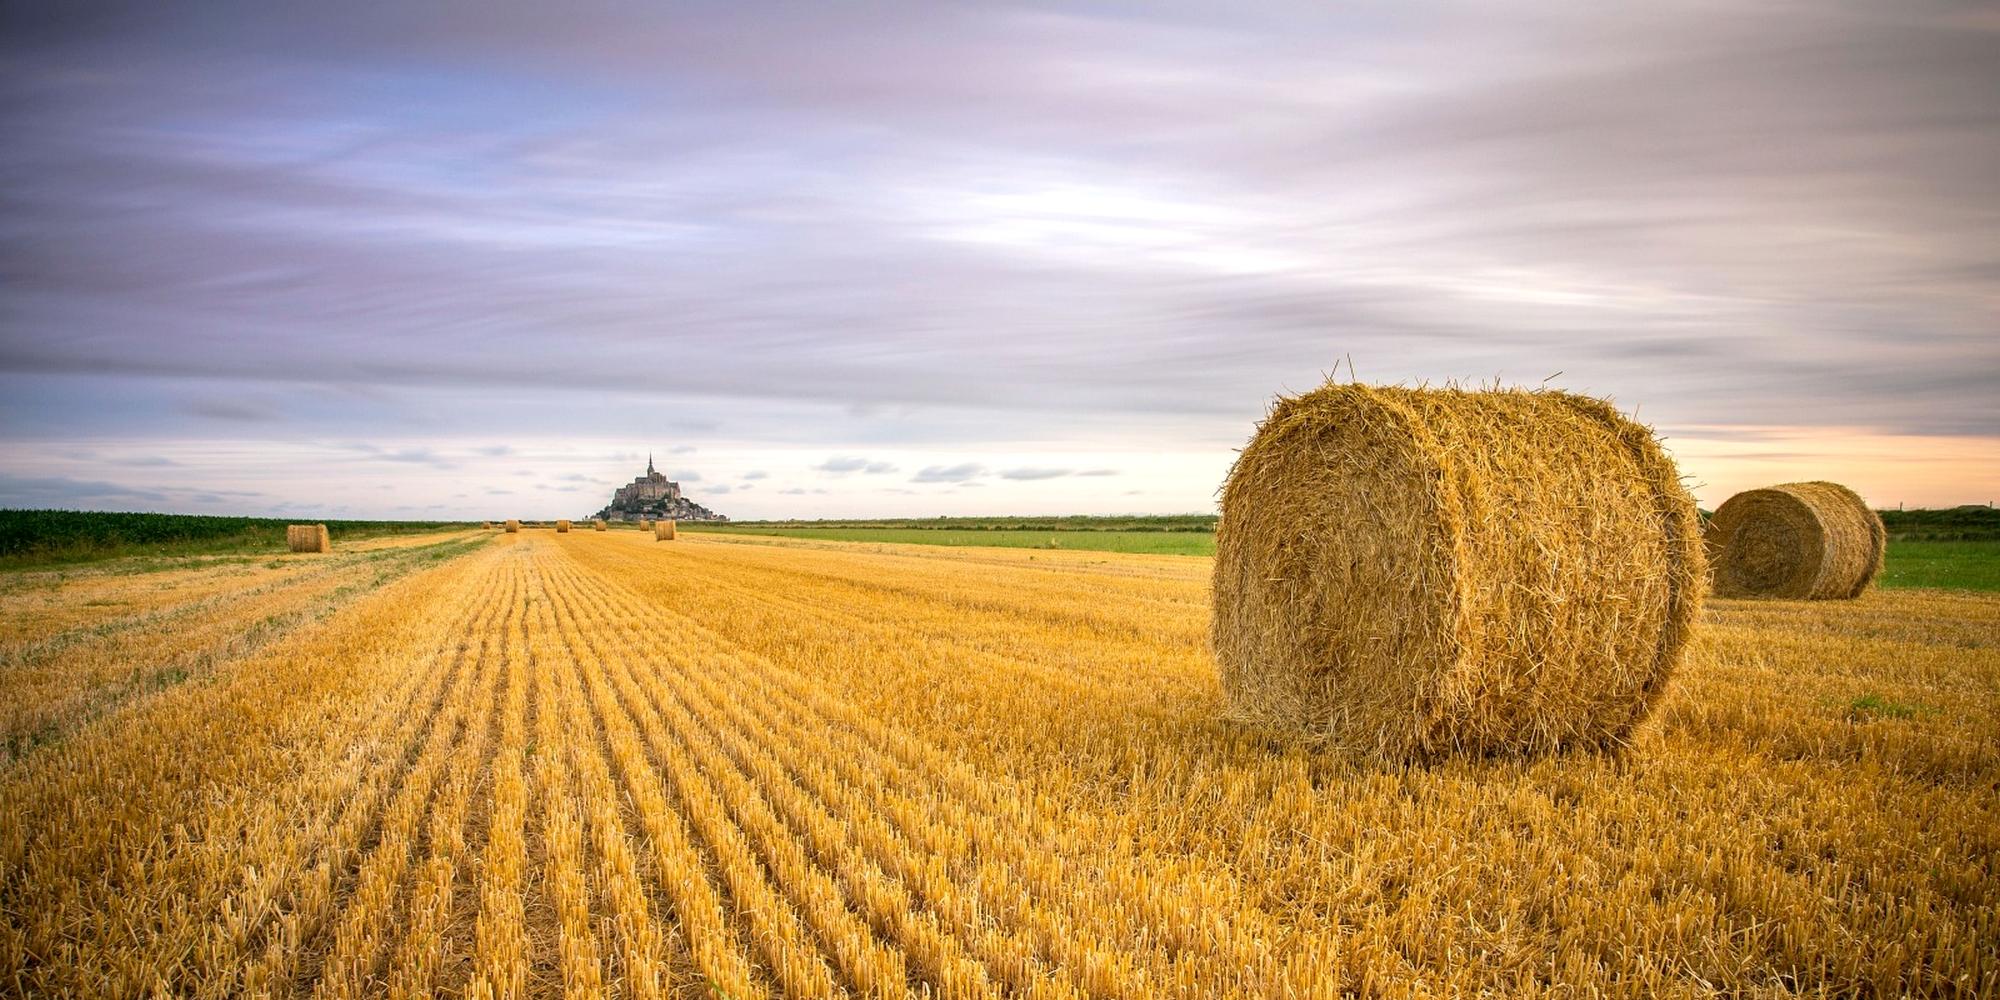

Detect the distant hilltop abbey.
[{"left": 593, "top": 453, "right": 728, "bottom": 523}]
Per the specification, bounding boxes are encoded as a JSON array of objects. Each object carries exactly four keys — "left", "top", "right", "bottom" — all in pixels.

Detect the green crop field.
[
  {"left": 1880, "top": 540, "right": 2000, "bottom": 592},
  {"left": 0, "top": 509, "right": 480, "bottom": 569}
]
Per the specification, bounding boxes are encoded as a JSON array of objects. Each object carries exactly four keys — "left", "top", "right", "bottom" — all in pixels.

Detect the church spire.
[{"left": 647, "top": 451, "right": 655, "bottom": 475}]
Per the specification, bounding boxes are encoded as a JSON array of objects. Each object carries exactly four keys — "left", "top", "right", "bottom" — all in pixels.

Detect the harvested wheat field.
[{"left": 2, "top": 530, "right": 1995, "bottom": 999}]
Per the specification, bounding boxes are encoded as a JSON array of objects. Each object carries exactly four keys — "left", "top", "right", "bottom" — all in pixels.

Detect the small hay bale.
[
  {"left": 504, "top": 519, "right": 521, "bottom": 533},
  {"left": 1705, "top": 481, "right": 1883, "bottom": 599},
  {"left": 1212, "top": 383, "right": 1705, "bottom": 760},
  {"left": 286, "top": 523, "right": 331, "bottom": 554},
  {"left": 556, "top": 519, "right": 572, "bottom": 533},
  {"left": 593, "top": 519, "right": 607, "bottom": 531},
  {"left": 655, "top": 519, "right": 677, "bottom": 541},
  {"left": 482, "top": 521, "right": 493, "bottom": 530}
]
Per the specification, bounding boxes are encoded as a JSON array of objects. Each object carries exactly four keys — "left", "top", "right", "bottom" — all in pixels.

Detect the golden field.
[{"left": 1, "top": 530, "right": 1994, "bottom": 998}]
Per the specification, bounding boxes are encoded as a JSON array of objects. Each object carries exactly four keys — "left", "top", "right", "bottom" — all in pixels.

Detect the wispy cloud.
[
  {"left": 912, "top": 463, "right": 985, "bottom": 484},
  {"left": 816, "top": 456, "right": 899, "bottom": 475},
  {"left": 999, "top": 467, "right": 1070, "bottom": 481}
]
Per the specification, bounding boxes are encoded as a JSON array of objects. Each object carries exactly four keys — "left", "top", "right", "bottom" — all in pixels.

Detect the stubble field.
[{"left": 2, "top": 530, "right": 1995, "bottom": 998}]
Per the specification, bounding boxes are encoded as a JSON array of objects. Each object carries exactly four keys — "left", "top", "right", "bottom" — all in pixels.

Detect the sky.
[{"left": 2, "top": 1, "right": 1996, "bottom": 520}]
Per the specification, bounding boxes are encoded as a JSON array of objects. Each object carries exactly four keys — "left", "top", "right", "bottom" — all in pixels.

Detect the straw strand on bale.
[
  {"left": 654, "top": 519, "right": 677, "bottom": 541},
  {"left": 286, "top": 523, "right": 331, "bottom": 554},
  {"left": 1705, "top": 481, "right": 1883, "bottom": 599},
  {"left": 1211, "top": 382, "right": 1705, "bottom": 761}
]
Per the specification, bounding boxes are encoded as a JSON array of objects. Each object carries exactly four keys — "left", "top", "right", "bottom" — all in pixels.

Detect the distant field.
[
  {"left": 1881, "top": 540, "right": 2000, "bottom": 591},
  {"left": 0, "top": 509, "right": 481, "bottom": 569},
  {"left": 682, "top": 523, "right": 1217, "bottom": 555},
  {"left": 688, "top": 523, "right": 2000, "bottom": 589}
]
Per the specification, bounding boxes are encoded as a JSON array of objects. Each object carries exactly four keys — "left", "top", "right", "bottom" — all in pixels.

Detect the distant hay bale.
[
  {"left": 286, "top": 523, "right": 331, "bottom": 554},
  {"left": 1211, "top": 383, "right": 1705, "bottom": 760},
  {"left": 504, "top": 519, "right": 521, "bottom": 533},
  {"left": 1705, "top": 482, "right": 1884, "bottom": 599},
  {"left": 593, "top": 519, "right": 607, "bottom": 531},
  {"left": 482, "top": 521, "right": 493, "bottom": 530},
  {"left": 556, "top": 519, "right": 572, "bottom": 533},
  {"left": 655, "top": 519, "right": 677, "bottom": 541}
]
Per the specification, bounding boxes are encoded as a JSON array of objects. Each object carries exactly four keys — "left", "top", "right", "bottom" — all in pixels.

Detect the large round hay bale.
[
  {"left": 556, "top": 519, "right": 572, "bottom": 533},
  {"left": 655, "top": 519, "right": 677, "bottom": 541},
  {"left": 1705, "top": 482, "right": 1883, "bottom": 599},
  {"left": 504, "top": 519, "right": 521, "bottom": 533},
  {"left": 286, "top": 523, "right": 331, "bottom": 553},
  {"left": 1212, "top": 383, "right": 1705, "bottom": 760},
  {"left": 593, "top": 519, "right": 607, "bottom": 531}
]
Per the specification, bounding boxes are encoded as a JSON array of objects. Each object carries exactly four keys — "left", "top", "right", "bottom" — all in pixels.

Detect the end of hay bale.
[
  {"left": 504, "top": 519, "right": 521, "bottom": 533},
  {"left": 1211, "top": 382, "right": 1704, "bottom": 761},
  {"left": 556, "top": 519, "right": 572, "bottom": 533},
  {"left": 1706, "top": 481, "right": 1883, "bottom": 599},
  {"left": 654, "top": 519, "right": 677, "bottom": 541},
  {"left": 286, "top": 523, "right": 331, "bottom": 554}
]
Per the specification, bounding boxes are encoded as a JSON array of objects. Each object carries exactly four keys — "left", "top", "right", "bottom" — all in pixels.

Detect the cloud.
[
  {"left": 706, "top": 484, "right": 732, "bottom": 494},
  {"left": 780, "top": 487, "right": 806, "bottom": 494},
  {"left": 0, "top": 474, "right": 169, "bottom": 507},
  {"left": 185, "top": 399, "right": 278, "bottom": 422},
  {"left": 1077, "top": 468, "right": 1118, "bottom": 477},
  {"left": 475, "top": 445, "right": 512, "bottom": 457},
  {"left": 669, "top": 445, "right": 697, "bottom": 454},
  {"left": 343, "top": 443, "right": 457, "bottom": 469},
  {"left": 999, "top": 467, "right": 1070, "bottom": 481},
  {"left": 912, "top": 463, "right": 985, "bottom": 483},
  {"left": 816, "top": 456, "right": 898, "bottom": 475},
  {"left": 742, "top": 470, "right": 768, "bottom": 480},
  {"left": 677, "top": 471, "right": 703, "bottom": 482}
]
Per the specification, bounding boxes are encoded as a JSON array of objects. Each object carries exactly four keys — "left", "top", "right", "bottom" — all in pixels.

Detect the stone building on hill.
[{"left": 593, "top": 453, "right": 727, "bottom": 522}]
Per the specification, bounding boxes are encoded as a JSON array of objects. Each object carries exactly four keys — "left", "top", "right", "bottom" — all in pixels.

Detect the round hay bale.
[
  {"left": 654, "top": 519, "right": 677, "bottom": 541},
  {"left": 1212, "top": 383, "right": 1705, "bottom": 760},
  {"left": 504, "top": 519, "right": 521, "bottom": 533},
  {"left": 593, "top": 519, "right": 608, "bottom": 531},
  {"left": 286, "top": 523, "right": 331, "bottom": 554},
  {"left": 556, "top": 519, "right": 572, "bottom": 533},
  {"left": 1705, "top": 482, "right": 1883, "bottom": 599}
]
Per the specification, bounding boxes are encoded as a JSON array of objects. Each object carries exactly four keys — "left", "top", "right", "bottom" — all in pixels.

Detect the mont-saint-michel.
[{"left": 591, "top": 453, "right": 728, "bottom": 523}]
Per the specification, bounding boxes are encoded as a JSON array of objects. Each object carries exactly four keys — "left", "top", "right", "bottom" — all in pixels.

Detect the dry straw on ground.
[
  {"left": 1212, "top": 382, "right": 1705, "bottom": 760},
  {"left": 285, "top": 524, "right": 331, "bottom": 554},
  {"left": 504, "top": 520, "right": 521, "bottom": 534},
  {"left": 1705, "top": 481, "right": 1884, "bottom": 599},
  {"left": 593, "top": 519, "right": 607, "bottom": 531},
  {"left": 655, "top": 520, "right": 677, "bottom": 541},
  {"left": 556, "top": 519, "right": 572, "bottom": 533}
]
